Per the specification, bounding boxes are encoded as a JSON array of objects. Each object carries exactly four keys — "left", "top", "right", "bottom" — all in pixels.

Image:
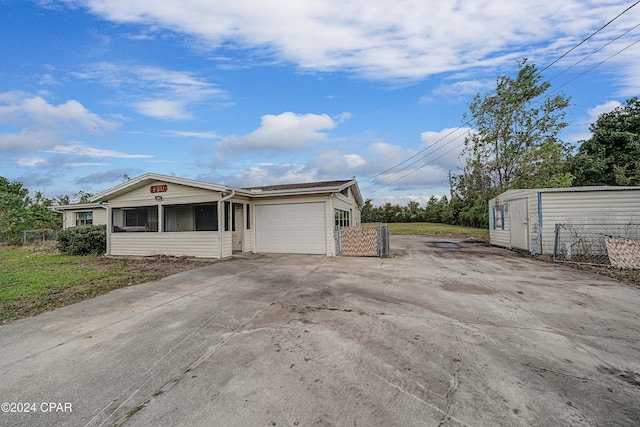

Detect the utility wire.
[
  {"left": 547, "top": 22, "right": 640, "bottom": 83},
  {"left": 549, "top": 37, "right": 640, "bottom": 96},
  {"left": 360, "top": 123, "right": 472, "bottom": 183},
  {"left": 538, "top": 0, "right": 640, "bottom": 75}
]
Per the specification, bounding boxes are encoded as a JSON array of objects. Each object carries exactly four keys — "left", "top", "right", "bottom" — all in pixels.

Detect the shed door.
[
  {"left": 509, "top": 198, "right": 529, "bottom": 250},
  {"left": 255, "top": 203, "right": 326, "bottom": 254}
]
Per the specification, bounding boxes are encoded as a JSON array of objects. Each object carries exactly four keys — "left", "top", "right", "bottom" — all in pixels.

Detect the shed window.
[
  {"left": 76, "top": 212, "right": 93, "bottom": 227},
  {"left": 492, "top": 205, "right": 505, "bottom": 230}
]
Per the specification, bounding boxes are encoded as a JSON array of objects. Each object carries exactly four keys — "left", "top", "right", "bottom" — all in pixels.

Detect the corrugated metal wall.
[{"left": 490, "top": 188, "right": 640, "bottom": 255}]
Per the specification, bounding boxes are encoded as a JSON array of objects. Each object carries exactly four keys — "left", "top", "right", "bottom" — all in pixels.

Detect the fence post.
[{"left": 553, "top": 224, "right": 560, "bottom": 261}]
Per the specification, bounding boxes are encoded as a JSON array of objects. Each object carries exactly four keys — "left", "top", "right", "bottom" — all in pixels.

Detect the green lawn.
[
  {"left": 387, "top": 222, "right": 489, "bottom": 236},
  {"left": 0, "top": 245, "right": 165, "bottom": 323}
]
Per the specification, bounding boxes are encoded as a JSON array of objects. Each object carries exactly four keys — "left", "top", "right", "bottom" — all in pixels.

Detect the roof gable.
[{"left": 89, "top": 173, "right": 228, "bottom": 202}]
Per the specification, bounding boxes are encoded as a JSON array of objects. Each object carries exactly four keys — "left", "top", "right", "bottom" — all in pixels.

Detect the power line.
[
  {"left": 538, "top": 0, "right": 640, "bottom": 75},
  {"left": 360, "top": 122, "right": 472, "bottom": 183},
  {"left": 547, "top": 22, "right": 640, "bottom": 83},
  {"left": 549, "top": 37, "right": 640, "bottom": 96}
]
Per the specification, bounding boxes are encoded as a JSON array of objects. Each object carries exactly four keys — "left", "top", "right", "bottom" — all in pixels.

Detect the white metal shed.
[{"left": 488, "top": 186, "right": 640, "bottom": 255}]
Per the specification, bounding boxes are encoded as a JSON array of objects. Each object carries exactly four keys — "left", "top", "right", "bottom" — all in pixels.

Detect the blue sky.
[{"left": 1, "top": 0, "right": 639, "bottom": 205}]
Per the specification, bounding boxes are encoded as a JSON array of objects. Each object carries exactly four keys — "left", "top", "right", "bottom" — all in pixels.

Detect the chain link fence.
[
  {"left": 335, "top": 223, "right": 390, "bottom": 257},
  {"left": 0, "top": 230, "right": 58, "bottom": 245},
  {"left": 554, "top": 223, "right": 640, "bottom": 269}
]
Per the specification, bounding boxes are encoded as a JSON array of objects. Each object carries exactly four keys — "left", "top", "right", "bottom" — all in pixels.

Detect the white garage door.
[{"left": 255, "top": 203, "right": 326, "bottom": 254}]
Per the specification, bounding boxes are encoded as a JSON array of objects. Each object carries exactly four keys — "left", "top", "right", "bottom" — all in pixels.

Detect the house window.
[
  {"left": 335, "top": 209, "right": 350, "bottom": 228},
  {"left": 246, "top": 204, "right": 251, "bottom": 230},
  {"left": 112, "top": 206, "right": 158, "bottom": 232},
  {"left": 340, "top": 188, "right": 349, "bottom": 197},
  {"left": 76, "top": 211, "right": 93, "bottom": 227},
  {"left": 493, "top": 205, "right": 505, "bottom": 230},
  {"left": 163, "top": 203, "right": 218, "bottom": 232},
  {"left": 194, "top": 204, "right": 218, "bottom": 231},
  {"left": 126, "top": 209, "right": 147, "bottom": 227}
]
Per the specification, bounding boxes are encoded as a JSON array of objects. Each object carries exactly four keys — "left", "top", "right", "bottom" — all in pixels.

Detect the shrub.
[{"left": 57, "top": 225, "right": 107, "bottom": 256}]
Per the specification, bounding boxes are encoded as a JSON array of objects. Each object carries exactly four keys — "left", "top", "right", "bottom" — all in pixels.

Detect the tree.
[
  {"left": 452, "top": 59, "right": 573, "bottom": 227},
  {"left": 0, "top": 176, "right": 61, "bottom": 241},
  {"left": 570, "top": 97, "right": 640, "bottom": 186}
]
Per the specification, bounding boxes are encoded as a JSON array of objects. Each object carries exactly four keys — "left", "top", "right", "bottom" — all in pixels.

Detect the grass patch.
[
  {"left": 0, "top": 244, "right": 214, "bottom": 323},
  {"left": 388, "top": 222, "right": 488, "bottom": 236}
]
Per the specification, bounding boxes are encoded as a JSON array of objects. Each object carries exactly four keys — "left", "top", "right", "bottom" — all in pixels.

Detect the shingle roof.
[{"left": 242, "top": 180, "right": 353, "bottom": 192}]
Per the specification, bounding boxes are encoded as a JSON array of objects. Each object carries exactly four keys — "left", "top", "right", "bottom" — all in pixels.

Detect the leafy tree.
[
  {"left": 570, "top": 97, "right": 640, "bottom": 186},
  {"left": 0, "top": 177, "right": 31, "bottom": 236},
  {"left": 452, "top": 59, "right": 573, "bottom": 227},
  {"left": 0, "top": 176, "right": 60, "bottom": 242}
]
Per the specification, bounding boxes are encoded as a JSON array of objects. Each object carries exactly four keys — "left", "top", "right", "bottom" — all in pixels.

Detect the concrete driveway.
[{"left": 1, "top": 235, "right": 639, "bottom": 427}]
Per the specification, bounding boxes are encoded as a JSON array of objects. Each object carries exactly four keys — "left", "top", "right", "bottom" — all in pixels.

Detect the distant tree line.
[{"left": 364, "top": 60, "right": 639, "bottom": 229}]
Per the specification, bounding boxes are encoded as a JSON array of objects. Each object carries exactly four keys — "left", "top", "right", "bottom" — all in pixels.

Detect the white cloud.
[
  {"left": 48, "top": 144, "right": 154, "bottom": 158},
  {"left": 419, "top": 127, "right": 471, "bottom": 170},
  {"left": 587, "top": 100, "right": 621, "bottom": 122},
  {"left": 164, "top": 130, "right": 219, "bottom": 139},
  {"left": 73, "top": 63, "right": 228, "bottom": 119},
  {"left": 431, "top": 79, "right": 493, "bottom": 99},
  {"left": 344, "top": 154, "right": 365, "bottom": 168},
  {"left": 0, "top": 91, "right": 120, "bottom": 151},
  {"left": 16, "top": 157, "right": 47, "bottom": 167},
  {"left": 218, "top": 112, "right": 339, "bottom": 152},
  {"left": 65, "top": 0, "right": 640, "bottom": 86}
]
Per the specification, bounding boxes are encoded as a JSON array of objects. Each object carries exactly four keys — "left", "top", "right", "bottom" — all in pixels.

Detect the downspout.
[
  {"left": 218, "top": 190, "right": 236, "bottom": 259},
  {"left": 531, "top": 192, "right": 542, "bottom": 255}
]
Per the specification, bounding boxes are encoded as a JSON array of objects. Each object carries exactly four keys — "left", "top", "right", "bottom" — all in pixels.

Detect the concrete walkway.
[{"left": 1, "top": 235, "right": 639, "bottom": 426}]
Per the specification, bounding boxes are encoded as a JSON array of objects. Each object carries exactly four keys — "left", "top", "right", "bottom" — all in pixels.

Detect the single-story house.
[
  {"left": 53, "top": 173, "right": 363, "bottom": 258},
  {"left": 488, "top": 186, "right": 640, "bottom": 255}
]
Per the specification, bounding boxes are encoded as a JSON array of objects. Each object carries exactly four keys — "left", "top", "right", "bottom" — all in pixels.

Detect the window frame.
[
  {"left": 492, "top": 205, "right": 505, "bottom": 230},
  {"left": 75, "top": 211, "right": 93, "bottom": 227}
]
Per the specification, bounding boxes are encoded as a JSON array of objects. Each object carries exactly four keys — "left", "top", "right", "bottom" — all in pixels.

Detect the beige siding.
[
  {"left": 221, "top": 231, "right": 233, "bottom": 258},
  {"left": 93, "top": 208, "right": 107, "bottom": 226},
  {"left": 62, "top": 208, "right": 107, "bottom": 229},
  {"left": 109, "top": 180, "right": 222, "bottom": 207},
  {"left": 109, "top": 232, "right": 218, "bottom": 258}
]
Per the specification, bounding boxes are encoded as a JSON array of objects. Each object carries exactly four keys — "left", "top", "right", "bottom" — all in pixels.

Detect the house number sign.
[{"left": 150, "top": 185, "right": 168, "bottom": 193}]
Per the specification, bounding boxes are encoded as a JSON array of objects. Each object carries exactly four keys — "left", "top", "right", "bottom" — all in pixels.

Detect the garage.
[{"left": 255, "top": 202, "right": 326, "bottom": 254}]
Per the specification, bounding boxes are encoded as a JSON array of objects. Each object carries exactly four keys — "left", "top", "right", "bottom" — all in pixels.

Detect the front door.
[
  {"left": 509, "top": 198, "right": 529, "bottom": 251},
  {"left": 232, "top": 203, "right": 243, "bottom": 252}
]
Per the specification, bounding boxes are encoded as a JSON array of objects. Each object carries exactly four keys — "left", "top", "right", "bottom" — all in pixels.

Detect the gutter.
[{"left": 218, "top": 189, "right": 236, "bottom": 259}]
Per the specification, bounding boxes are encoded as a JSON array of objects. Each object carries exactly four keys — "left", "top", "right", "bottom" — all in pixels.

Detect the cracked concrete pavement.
[{"left": 1, "top": 234, "right": 639, "bottom": 426}]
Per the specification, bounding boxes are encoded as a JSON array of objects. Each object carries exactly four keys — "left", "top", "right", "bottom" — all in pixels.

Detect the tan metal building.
[{"left": 488, "top": 186, "right": 640, "bottom": 255}]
